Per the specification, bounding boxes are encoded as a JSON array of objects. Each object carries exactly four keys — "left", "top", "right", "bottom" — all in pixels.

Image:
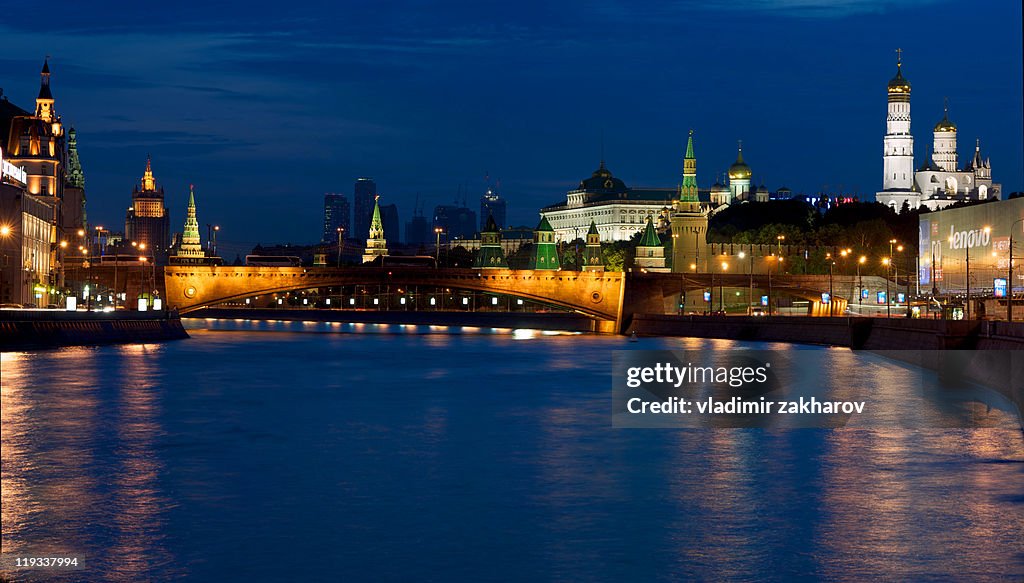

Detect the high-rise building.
[
  {"left": 126, "top": 156, "right": 171, "bottom": 262},
  {"left": 353, "top": 178, "right": 377, "bottom": 242},
  {"left": 378, "top": 203, "right": 400, "bottom": 244},
  {"left": 432, "top": 203, "right": 477, "bottom": 240},
  {"left": 480, "top": 190, "right": 507, "bottom": 230},
  {"left": 405, "top": 210, "right": 430, "bottom": 246},
  {"left": 322, "top": 193, "right": 350, "bottom": 242}
]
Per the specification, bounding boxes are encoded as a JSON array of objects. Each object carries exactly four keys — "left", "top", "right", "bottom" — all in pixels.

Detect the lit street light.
[{"left": 434, "top": 227, "right": 444, "bottom": 268}]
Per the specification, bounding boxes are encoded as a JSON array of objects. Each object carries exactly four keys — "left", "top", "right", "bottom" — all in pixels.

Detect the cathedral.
[{"left": 875, "top": 52, "right": 1001, "bottom": 211}]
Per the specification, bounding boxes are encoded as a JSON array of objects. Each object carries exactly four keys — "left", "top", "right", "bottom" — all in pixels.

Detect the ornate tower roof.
[
  {"left": 368, "top": 195, "right": 385, "bottom": 240},
  {"left": 177, "top": 185, "right": 205, "bottom": 258},
  {"left": 37, "top": 58, "right": 53, "bottom": 100},
  {"left": 587, "top": 220, "right": 599, "bottom": 236},
  {"left": 638, "top": 217, "right": 662, "bottom": 248}
]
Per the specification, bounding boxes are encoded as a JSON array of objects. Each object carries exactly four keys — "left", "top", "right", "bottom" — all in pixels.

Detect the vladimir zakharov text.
[{"left": 626, "top": 362, "right": 769, "bottom": 389}]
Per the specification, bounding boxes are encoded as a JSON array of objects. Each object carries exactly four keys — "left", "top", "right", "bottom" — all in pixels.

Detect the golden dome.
[
  {"left": 934, "top": 117, "right": 956, "bottom": 132},
  {"left": 887, "top": 65, "right": 911, "bottom": 94},
  {"left": 728, "top": 146, "right": 752, "bottom": 180}
]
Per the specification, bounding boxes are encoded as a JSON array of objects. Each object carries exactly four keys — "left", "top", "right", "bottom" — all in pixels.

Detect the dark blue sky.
[{"left": 2, "top": 0, "right": 1021, "bottom": 253}]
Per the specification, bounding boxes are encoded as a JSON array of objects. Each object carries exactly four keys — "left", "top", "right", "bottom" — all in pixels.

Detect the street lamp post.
[
  {"left": 857, "top": 255, "right": 866, "bottom": 305},
  {"left": 720, "top": 261, "right": 729, "bottom": 313},
  {"left": 883, "top": 257, "right": 891, "bottom": 318},
  {"left": 336, "top": 227, "right": 344, "bottom": 267},
  {"left": 434, "top": 227, "right": 444, "bottom": 268},
  {"left": 0, "top": 225, "right": 10, "bottom": 304},
  {"left": 826, "top": 252, "right": 834, "bottom": 317},
  {"left": 739, "top": 251, "right": 753, "bottom": 314}
]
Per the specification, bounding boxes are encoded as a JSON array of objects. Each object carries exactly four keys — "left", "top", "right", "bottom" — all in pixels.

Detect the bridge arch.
[{"left": 164, "top": 266, "right": 626, "bottom": 323}]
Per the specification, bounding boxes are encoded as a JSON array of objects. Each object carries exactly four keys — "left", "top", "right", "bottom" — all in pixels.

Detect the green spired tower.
[
  {"left": 473, "top": 214, "right": 508, "bottom": 269},
  {"left": 671, "top": 129, "right": 709, "bottom": 275},
  {"left": 678, "top": 129, "right": 698, "bottom": 208},
  {"left": 635, "top": 216, "right": 668, "bottom": 272},
  {"left": 178, "top": 185, "right": 205, "bottom": 259},
  {"left": 67, "top": 127, "right": 85, "bottom": 189},
  {"left": 531, "top": 216, "right": 560, "bottom": 270},
  {"left": 362, "top": 195, "right": 389, "bottom": 263},
  {"left": 582, "top": 220, "right": 604, "bottom": 272}
]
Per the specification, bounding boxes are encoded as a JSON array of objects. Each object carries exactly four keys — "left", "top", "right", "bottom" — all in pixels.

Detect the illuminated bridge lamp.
[
  {"left": 350, "top": 298, "right": 355, "bottom": 306},
  {"left": 462, "top": 297, "right": 469, "bottom": 306},
  {"left": 373, "top": 298, "right": 379, "bottom": 305},
  {"left": 492, "top": 297, "right": 498, "bottom": 305}
]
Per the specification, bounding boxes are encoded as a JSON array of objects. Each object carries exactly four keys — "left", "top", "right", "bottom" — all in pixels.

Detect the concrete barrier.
[{"left": 0, "top": 310, "right": 189, "bottom": 351}]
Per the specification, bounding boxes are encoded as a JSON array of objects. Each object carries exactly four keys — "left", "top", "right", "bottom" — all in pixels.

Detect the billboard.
[
  {"left": 919, "top": 197, "right": 1024, "bottom": 295},
  {"left": 994, "top": 278, "right": 1008, "bottom": 298}
]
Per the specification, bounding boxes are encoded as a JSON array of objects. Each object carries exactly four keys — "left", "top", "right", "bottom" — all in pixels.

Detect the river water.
[{"left": 1, "top": 322, "right": 1023, "bottom": 581}]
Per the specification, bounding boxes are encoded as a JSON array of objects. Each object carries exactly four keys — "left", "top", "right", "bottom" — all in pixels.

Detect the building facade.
[
  {"left": 0, "top": 183, "right": 53, "bottom": 305},
  {"left": 125, "top": 156, "right": 171, "bottom": 262}
]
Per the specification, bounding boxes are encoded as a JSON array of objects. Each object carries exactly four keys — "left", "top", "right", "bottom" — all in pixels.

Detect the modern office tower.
[
  {"left": 322, "top": 193, "right": 350, "bottom": 242},
  {"left": 353, "top": 177, "right": 377, "bottom": 241},
  {"left": 480, "top": 189, "right": 506, "bottom": 230}
]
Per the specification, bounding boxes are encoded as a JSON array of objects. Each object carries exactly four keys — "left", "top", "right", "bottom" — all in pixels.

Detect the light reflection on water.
[{"left": 1, "top": 329, "right": 1022, "bottom": 581}]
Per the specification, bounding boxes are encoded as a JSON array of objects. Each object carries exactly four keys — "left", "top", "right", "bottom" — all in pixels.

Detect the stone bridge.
[
  {"left": 163, "top": 266, "right": 626, "bottom": 330},
  {"left": 163, "top": 266, "right": 874, "bottom": 332}
]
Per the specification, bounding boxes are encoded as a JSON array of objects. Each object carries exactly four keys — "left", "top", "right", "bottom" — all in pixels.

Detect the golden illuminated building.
[{"left": 125, "top": 156, "right": 171, "bottom": 262}]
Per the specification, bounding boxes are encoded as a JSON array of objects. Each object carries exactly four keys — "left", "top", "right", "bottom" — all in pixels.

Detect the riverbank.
[
  {"left": 187, "top": 307, "right": 609, "bottom": 332},
  {"left": 0, "top": 309, "right": 189, "bottom": 351}
]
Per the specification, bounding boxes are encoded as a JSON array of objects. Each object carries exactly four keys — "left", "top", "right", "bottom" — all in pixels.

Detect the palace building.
[
  {"left": 875, "top": 52, "right": 1001, "bottom": 211},
  {"left": 540, "top": 161, "right": 678, "bottom": 243}
]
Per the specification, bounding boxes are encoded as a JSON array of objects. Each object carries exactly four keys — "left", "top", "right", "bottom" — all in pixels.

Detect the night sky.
[{"left": 2, "top": 0, "right": 1021, "bottom": 255}]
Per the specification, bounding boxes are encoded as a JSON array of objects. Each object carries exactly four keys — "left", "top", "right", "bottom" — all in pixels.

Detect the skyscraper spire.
[{"left": 142, "top": 155, "right": 156, "bottom": 191}]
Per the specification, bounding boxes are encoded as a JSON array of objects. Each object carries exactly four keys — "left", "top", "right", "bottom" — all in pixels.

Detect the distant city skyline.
[{"left": 1, "top": 0, "right": 1020, "bottom": 246}]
